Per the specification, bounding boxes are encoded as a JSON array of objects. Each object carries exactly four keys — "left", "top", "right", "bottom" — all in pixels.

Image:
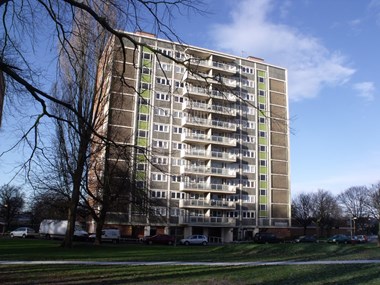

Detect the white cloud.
[
  {"left": 353, "top": 81, "right": 376, "bottom": 100},
  {"left": 210, "top": 0, "right": 355, "bottom": 101}
]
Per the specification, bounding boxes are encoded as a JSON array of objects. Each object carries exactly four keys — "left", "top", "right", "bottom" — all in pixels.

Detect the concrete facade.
[{"left": 90, "top": 31, "right": 291, "bottom": 242}]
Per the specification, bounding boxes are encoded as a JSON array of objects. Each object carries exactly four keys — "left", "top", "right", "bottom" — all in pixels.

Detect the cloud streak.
[
  {"left": 210, "top": 0, "right": 355, "bottom": 101},
  {"left": 353, "top": 81, "right": 376, "bottom": 100}
]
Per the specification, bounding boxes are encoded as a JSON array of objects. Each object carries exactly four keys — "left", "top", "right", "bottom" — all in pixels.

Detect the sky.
[{"left": 1, "top": 0, "right": 380, "bottom": 197}]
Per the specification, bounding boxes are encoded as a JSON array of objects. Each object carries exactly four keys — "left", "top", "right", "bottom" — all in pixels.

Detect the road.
[{"left": 1, "top": 260, "right": 380, "bottom": 266}]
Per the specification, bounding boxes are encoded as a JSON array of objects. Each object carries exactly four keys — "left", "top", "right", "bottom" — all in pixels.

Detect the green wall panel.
[
  {"left": 139, "top": 105, "right": 149, "bottom": 113},
  {"left": 138, "top": 121, "right": 148, "bottom": 130},
  {"left": 137, "top": 137, "right": 147, "bottom": 146}
]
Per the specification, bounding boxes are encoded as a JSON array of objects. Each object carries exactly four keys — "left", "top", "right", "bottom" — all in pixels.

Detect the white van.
[{"left": 89, "top": 228, "right": 121, "bottom": 243}]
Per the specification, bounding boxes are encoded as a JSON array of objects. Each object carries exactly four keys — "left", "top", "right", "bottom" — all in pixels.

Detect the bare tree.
[
  {"left": 292, "top": 192, "right": 314, "bottom": 235},
  {"left": 1, "top": 0, "right": 206, "bottom": 248},
  {"left": 367, "top": 182, "right": 380, "bottom": 246},
  {"left": 338, "top": 186, "right": 370, "bottom": 235},
  {"left": 311, "top": 189, "right": 342, "bottom": 237},
  {"left": 0, "top": 184, "right": 25, "bottom": 230}
]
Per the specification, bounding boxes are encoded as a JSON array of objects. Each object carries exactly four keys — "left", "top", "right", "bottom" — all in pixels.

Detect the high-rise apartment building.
[{"left": 90, "top": 31, "right": 290, "bottom": 242}]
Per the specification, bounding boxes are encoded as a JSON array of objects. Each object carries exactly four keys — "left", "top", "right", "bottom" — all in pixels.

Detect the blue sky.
[{"left": 1, "top": 0, "right": 380, "bottom": 197}]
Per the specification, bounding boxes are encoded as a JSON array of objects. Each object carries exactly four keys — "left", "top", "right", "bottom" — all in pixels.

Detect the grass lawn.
[{"left": 1, "top": 238, "right": 380, "bottom": 284}]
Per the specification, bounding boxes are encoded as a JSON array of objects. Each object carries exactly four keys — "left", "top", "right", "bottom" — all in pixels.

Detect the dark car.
[
  {"left": 254, "top": 232, "right": 281, "bottom": 244},
  {"left": 294, "top": 235, "right": 317, "bottom": 243},
  {"left": 144, "top": 234, "right": 175, "bottom": 245},
  {"left": 327, "top": 234, "right": 350, "bottom": 244}
]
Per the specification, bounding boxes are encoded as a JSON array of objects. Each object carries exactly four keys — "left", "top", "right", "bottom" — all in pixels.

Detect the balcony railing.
[
  {"left": 180, "top": 182, "right": 236, "bottom": 193},
  {"left": 179, "top": 216, "right": 236, "bottom": 226},
  {"left": 210, "top": 89, "right": 236, "bottom": 102},
  {"left": 181, "top": 149, "right": 236, "bottom": 162},
  {"left": 212, "top": 61, "right": 236, "bottom": 73},
  {"left": 181, "top": 133, "right": 237, "bottom": 147},
  {"left": 180, "top": 166, "right": 236, "bottom": 177},
  {"left": 182, "top": 117, "right": 236, "bottom": 131},
  {"left": 183, "top": 101, "right": 236, "bottom": 116},
  {"left": 179, "top": 199, "right": 235, "bottom": 209}
]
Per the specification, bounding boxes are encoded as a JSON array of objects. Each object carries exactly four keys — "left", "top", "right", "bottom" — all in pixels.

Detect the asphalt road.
[{"left": 1, "top": 260, "right": 380, "bottom": 266}]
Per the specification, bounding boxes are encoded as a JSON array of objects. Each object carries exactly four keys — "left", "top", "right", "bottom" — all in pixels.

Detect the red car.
[{"left": 144, "top": 234, "right": 175, "bottom": 245}]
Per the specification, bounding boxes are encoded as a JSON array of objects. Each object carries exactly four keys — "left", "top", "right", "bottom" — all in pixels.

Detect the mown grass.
[{"left": 1, "top": 238, "right": 380, "bottom": 284}]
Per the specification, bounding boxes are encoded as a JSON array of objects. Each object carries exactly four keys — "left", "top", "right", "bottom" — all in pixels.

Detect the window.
[
  {"left": 142, "top": 67, "right": 151, "bottom": 74},
  {"left": 241, "top": 66, "right": 254, "bottom": 74},
  {"left": 174, "top": 95, "right": 184, "bottom": 103},
  {"left": 152, "top": 173, "right": 167, "bottom": 182},
  {"left": 243, "top": 164, "right": 255, "bottom": 173},
  {"left": 259, "top": 145, "right": 266, "bottom": 152},
  {"left": 260, "top": 160, "right": 267, "bottom": 167},
  {"left": 259, "top": 117, "right": 265, "bottom": 124},
  {"left": 152, "top": 156, "right": 168, "bottom": 165},
  {"left": 171, "top": 191, "right": 185, "bottom": 199},
  {"left": 152, "top": 140, "right": 169, "bottom": 149},
  {"left": 143, "top": 53, "right": 152, "bottom": 60},
  {"left": 141, "top": 82, "right": 151, "bottom": 90},
  {"left": 173, "top": 111, "right": 183, "bottom": 118},
  {"left": 242, "top": 150, "right": 255, "bottom": 158},
  {"left": 175, "top": 80, "right": 185, "bottom": 88},
  {"left": 170, "top": 208, "right": 181, "bottom": 216},
  {"left": 151, "top": 190, "right": 167, "bottom": 199},
  {"left": 171, "top": 158, "right": 184, "bottom": 166},
  {"left": 242, "top": 211, "right": 255, "bottom": 219},
  {"left": 260, "top": 204, "right": 267, "bottom": 211},
  {"left": 158, "top": 63, "right": 172, "bottom": 72},
  {"left": 260, "top": 189, "right": 267, "bottom": 195},
  {"left": 153, "top": 123, "right": 169, "bottom": 133},
  {"left": 259, "top": 131, "right": 266, "bottom": 138},
  {"left": 158, "top": 48, "right": 172, "bottom": 57},
  {"left": 259, "top": 90, "right": 265, "bottom": 96},
  {"left": 259, "top": 103, "right": 265, "bottom": 110},
  {"left": 139, "top": 97, "right": 150, "bottom": 105},
  {"left": 154, "top": 108, "right": 169, "bottom": 116},
  {"left": 259, "top": 77, "right": 265, "bottom": 83},
  {"left": 139, "top": 114, "right": 149, "bottom": 121},
  {"left": 175, "top": 66, "right": 185, "bottom": 74},
  {"left": 155, "top": 92, "right": 169, "bottom": 101},
  {"left": 172, "top": 142, "right": 183, "bottom": 150},
  {"left": 138, "top": 130, "right": 148, "bottom": 137},
  {"left": 137, "top": 163, "right": 146, "bottom": 171},
  {"left": 173, "top": 127, "right": 182, "bottom": 134},
  {"left": 175, "top": 51, "right": 185, "bottom": 59},
  {"left": 171, "top": 176, "right": 181, "bottom": 182},
  {"left": 260, "top": 174, "right": 267, "bottom": 181},
  {"left": 156, "top": 77, "right": 171, "bottom": 85}
]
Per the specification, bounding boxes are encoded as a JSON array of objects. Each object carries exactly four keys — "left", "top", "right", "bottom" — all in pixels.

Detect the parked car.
[
  {"left": 10, "top": 227, "right": 37, "bottom": 238},
  {"left": 356, "top": 235, "right": 368, "bottom": 243},
  {"left": 327, "top": 234, "right": 350, "bottom": 244},
  {"left": 294, "top": 235, "right": 317, "bottom": 243},
  {"left": 253, "top": 232, "right": 281, "bottom": 244},
  {"left": 180, "top": 235, "right": 208, "bottom": 245},
  {"left": 144, "top": 234, "right": 175, "bottom": 245}
]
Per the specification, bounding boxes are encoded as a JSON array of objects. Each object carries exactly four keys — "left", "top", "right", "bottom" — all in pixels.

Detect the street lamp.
[{"left": 350, "top": 216, "right": 357, "bottom": 238}]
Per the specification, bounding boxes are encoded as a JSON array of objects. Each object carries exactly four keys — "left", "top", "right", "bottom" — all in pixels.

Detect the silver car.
[
  {"left": 10, "top": 227, "right": 37, "bottom": 238},
  {"left": 180, "top": 235, "right": 208, "bottom": 245}
]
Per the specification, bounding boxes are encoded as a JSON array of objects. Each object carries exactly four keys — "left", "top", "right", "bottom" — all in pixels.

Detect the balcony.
[
  {"left": 213, "top": 76, "right": 237, "bottom": 88},
  {"left": 181, "top": 149, "right": 237, "bottom": 162},
  {"left": 182, "top": 101, "right": 236, "bottom": 116},
  {"left": 180, "top": 182, "right": 237, "bottom": 194},
  {"left": 212, "top": 61, "right": 236, "bottom": 74},
  {"left": 210, "top": 89, "right": 236, "bottom": 102},
  {"left": 181, "top": 133, "right": 237, "bottom": 147},
  {"left": 183, "top": 85, "right": 210, "bottom": 99},
  {"left": 182, "top": 117, "right": 237, "bottom": 132},
  {"left": 179, "top": 216, "right": 236, "bottom": 226},
  {"left": 179, "top": 199, "right": 235, "bottom": 209},
  {"left": 180, "top": 165, "right": 236, "bottom": 178}
]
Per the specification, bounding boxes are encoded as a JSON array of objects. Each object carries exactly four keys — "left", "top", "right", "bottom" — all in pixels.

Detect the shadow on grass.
[{"left": 1, "top": 264, "right": 380, "bottom": 285}]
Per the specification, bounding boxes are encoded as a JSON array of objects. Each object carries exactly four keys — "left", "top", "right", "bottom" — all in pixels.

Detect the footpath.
[{"left": 2, "top": 260, "right": 380, "bottom": 266}]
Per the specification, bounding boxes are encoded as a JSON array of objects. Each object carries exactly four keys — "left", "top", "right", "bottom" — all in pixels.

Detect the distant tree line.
[{"left": 292, "top": 182, "right": 380, "bottom": 246}]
